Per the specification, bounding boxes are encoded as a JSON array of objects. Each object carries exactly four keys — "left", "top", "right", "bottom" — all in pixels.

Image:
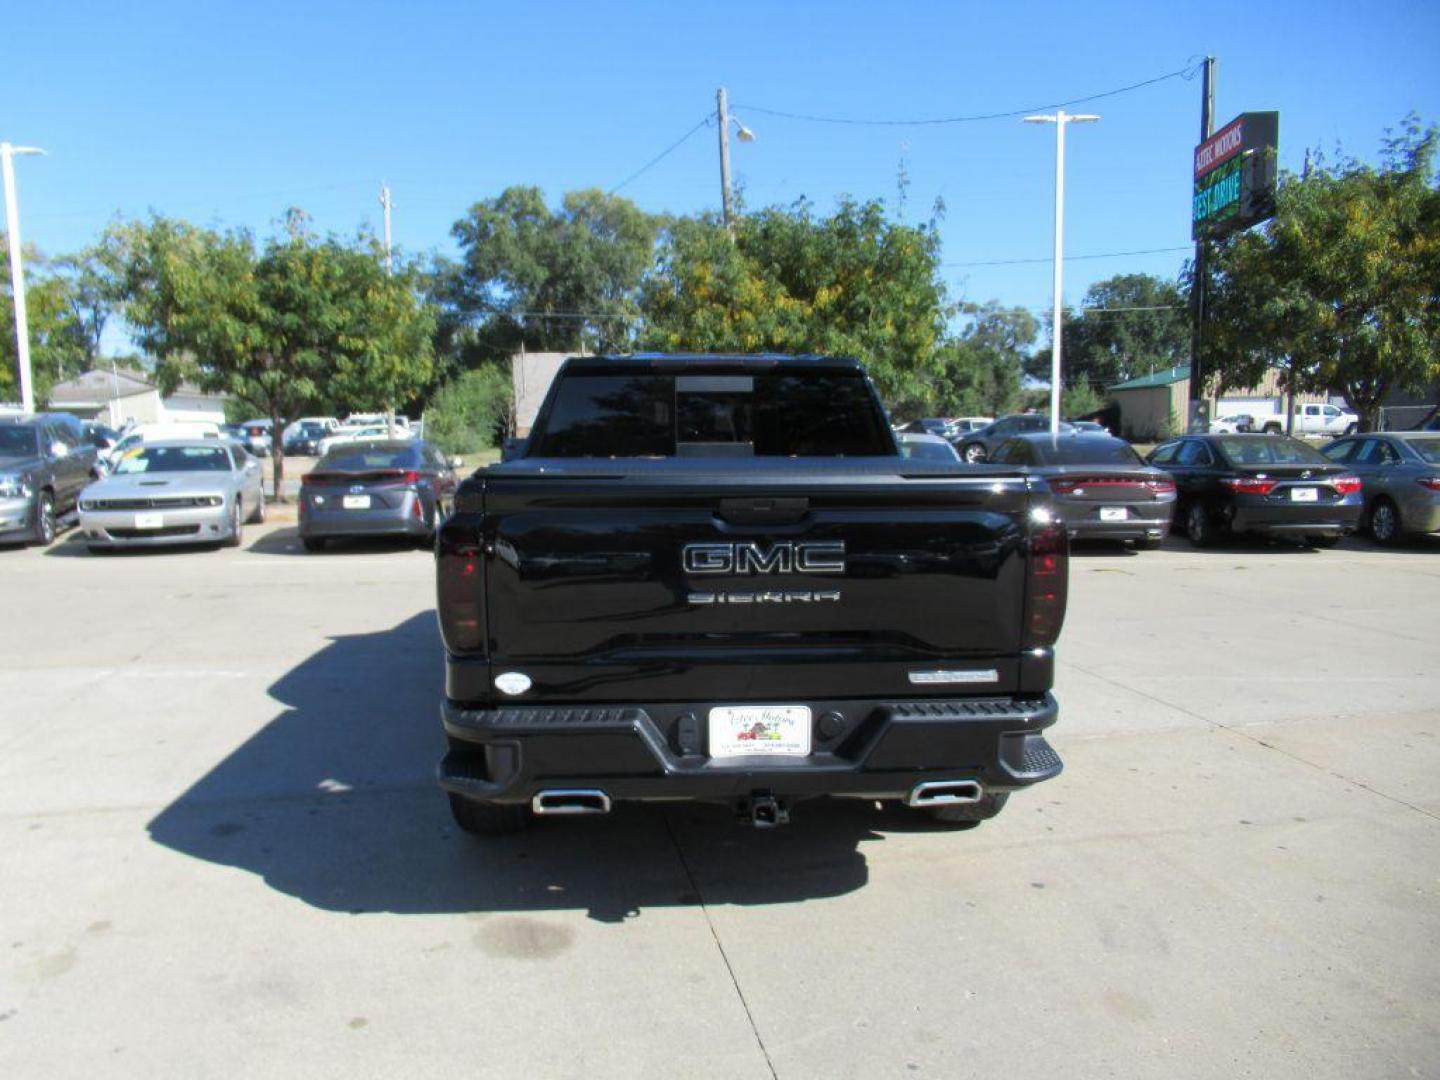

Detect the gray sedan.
[
  {"left": 78, "top": 440, "right": 265, "bottom": 551},
  {"left": 1322, "top": 432, "right": 1440, "bottom": 543}
]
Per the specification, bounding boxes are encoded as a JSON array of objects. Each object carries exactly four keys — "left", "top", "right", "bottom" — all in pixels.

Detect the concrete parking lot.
[{"left": 1, "top": 525, "right": 1437, "bottom": 1079}]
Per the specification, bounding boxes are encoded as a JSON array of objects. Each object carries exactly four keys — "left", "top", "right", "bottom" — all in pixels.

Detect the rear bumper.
[
  {"left": 1231, "top": 499, "right": 1362, "bottom": 535},
  {"left": 1066, "top": 513, "right": 1173, "bottom": 541},
  {"left": 438, "top": 693, "right": 1062, "bottom": 805},
  {"left": 299, "top": 497, "right": 428, "bottom": 538}
]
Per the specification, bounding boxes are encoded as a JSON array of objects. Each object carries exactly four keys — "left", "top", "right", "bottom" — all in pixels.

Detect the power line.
[
  {"left": 945, "top": 245, "right": 1192, "bottom": 268},
  {"left": 733, "top": 63, "right": 1199, "bottom": 127},
  {"left": 609, "top": 115, "right": 713, "bottom": 194}
]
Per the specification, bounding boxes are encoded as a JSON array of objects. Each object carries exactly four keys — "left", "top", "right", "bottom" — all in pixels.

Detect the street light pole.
[
  {"left": 2, "top": 142, "right": 46, "bottom": 415},
  {"left": 1023, "top": 111, "right": 1099, "bottom": 436},
  {"left": 379, "top": 181, "right": 393, "bottom": 275}
]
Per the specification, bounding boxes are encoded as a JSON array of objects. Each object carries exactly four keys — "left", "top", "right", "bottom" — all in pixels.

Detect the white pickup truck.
[{"left": 1212, "top": 402, "right": 1358, "bottom": 437}]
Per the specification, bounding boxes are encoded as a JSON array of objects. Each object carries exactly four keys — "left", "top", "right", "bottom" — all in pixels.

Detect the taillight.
[
  {"left": 1221, "top": 477, "right": 1278, "bottom": 496},
  {"left": 1418, "top": 477, "right": 1440, "bottom": 492},
  {"left": 1144, "top": 477, "right": 1176, "bottom": 495},
  {"left": 437, "top": 545, "right": 484, "bottom": 653},
  {"left": 1023, "top": 522, "right": 1068, "bottom": 648},
  {"left": 1331, "top": 475, "right": 1362, "bottom": 495}
]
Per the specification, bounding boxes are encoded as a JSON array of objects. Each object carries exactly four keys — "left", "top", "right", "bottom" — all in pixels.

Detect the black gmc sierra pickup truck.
[{"left": 435, "top": 354, "right": 1067, "bottom": 833}]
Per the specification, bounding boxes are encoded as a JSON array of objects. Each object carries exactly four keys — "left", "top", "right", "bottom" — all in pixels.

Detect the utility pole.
[
  {"left": 716, "top": 87, "right": 735, "bottom": 235},
  {"left": 1188, "top": 56, "right": 1216, "bottom": 433},
  {"left": 2, "top": 142, "right": 46, "bottom": 415},
  {"left": 379, "top": 182, "right": 394, "bottom": 275}
]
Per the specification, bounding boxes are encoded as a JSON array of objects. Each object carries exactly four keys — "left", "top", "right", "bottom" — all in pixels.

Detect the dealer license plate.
[
  {"left": 708, "top": 706, "right": 812, "bottom": 759},
  {"left": 134, "top": 512, "right": 164, "bottom": 529},
  {"left": 1099, "top": 506, "right": 1128, "bottom": 522},
  {"left": 342, "top": 494, "right": 371, "bottom": 510},
  {"left": 1290, "top": 487, "right": 1318, "bottom": 502}
]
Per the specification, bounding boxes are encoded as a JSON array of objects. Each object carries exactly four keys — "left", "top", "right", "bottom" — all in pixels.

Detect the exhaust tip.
[
  {"left": 531, "top": 789, "right": 612, "bottom": 816},
  {"left": 906, "top": 780, "right": 983, "bottom": 807}
]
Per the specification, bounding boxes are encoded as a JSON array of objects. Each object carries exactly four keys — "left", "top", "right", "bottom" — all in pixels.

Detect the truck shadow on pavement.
[{"left": 147, "top": 613, "right": 929, "bottom": 922}]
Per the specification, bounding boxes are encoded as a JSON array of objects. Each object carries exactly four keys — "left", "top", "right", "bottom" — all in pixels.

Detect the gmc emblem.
[{"left": 682, "top": 541, "right": 846, "bottom": 576}]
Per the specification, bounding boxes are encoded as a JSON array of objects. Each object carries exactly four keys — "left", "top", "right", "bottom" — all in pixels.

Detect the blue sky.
[{"left": 4, "top": 0, "right": 1438, "bottom": 346}]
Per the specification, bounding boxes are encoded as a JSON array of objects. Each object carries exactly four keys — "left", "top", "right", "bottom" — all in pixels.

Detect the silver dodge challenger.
[{"left": 78, "top": 440, "right": 265, "bottom": 551}]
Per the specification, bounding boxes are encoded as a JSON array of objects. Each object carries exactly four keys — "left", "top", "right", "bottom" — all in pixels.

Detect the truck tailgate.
[{"left": 460, "top": 464, "right": 1037, "bottom": 702}]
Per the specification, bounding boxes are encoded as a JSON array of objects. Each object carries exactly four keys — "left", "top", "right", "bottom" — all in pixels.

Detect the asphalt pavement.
[{"left": 1, "top": 525, "right": 1436, "bottom": 1079}]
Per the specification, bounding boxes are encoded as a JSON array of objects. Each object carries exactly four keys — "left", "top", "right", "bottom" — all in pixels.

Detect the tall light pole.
[
  {"left": 715, "top": 87, "right": 756, "bottom": 236},
  {"left": 1023, "top": 111, "right": 1099, "bottom": 436},
  {"left": 2, "top": 142, "right": 46, "bottom": 415},
  {"left": 379, "top": 181, "right": 393, "bottom": 275}
]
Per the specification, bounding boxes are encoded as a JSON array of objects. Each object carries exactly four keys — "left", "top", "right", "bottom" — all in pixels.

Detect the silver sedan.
[
  {"left": 1322, "top": 432, "right": 1440, "bottom": 543},
  {"left": 78, "top": 440, "right": 265, "bottom": 551}
]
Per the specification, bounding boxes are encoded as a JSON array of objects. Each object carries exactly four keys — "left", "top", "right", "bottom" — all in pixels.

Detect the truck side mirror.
[{"left": 501, "top": 437, "right": 527, "bottom": 462}]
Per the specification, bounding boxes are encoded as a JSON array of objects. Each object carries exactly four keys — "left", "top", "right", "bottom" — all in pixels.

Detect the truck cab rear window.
[{"left": 530, "top": 373, "right": 893, "bottom": 457}]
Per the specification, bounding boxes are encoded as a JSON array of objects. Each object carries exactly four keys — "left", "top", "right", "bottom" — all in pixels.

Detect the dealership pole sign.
[{"left": 1192, "top": 111, "right": 1278, "bottom": 240}]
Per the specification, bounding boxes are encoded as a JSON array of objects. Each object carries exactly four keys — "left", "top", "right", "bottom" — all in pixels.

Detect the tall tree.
[
  {"left": 445, "top": 186, "right": 658, "bottom": 364},
  {"left": 116, "top": 213, "right": 435, "bottom": 496},
  {"left": 1203, "top": 117, "right": 1440, "bottom": 430},
  {"left": 1027, "top": 273, "right": 1190, "bottom": 392},
  {"left": 0, "top": 239, "right": 90, "bottom": 404},
  {"left": 641, "top": 197, "right": 951, "bottom": 406},
  {"left": 930, "top": 303, "right": 1035, "bottom": 418}
]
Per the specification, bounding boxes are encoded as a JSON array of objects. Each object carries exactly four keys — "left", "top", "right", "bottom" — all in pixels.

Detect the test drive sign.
[{"left": 1192, "top": 111, "right": 1278, "bottom": 240}]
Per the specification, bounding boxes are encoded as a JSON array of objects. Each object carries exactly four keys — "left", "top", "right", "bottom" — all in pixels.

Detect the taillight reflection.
[{"left": 1023, "top": 523, "right": 1068, "bottom": 647}]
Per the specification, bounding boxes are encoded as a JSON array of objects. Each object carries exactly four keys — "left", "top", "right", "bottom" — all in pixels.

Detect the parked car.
[
  {"left": 1208, "top": 413, "right": 1257, "bottom": 434},
  {"left": 946, "top": 416, "right": 993, "bottom": 434},
  {"left": 955, "top": 415, "right": 1076, "bottom": 463},
  {"left": 237, "top": 419, "right": 273, "bottom": 457},
  {"left": 298, "top": 440, "right": 460, "bottom": 551},
  {"left": 282, "top": 419, "right": 336, "bottom": 456},
  {"left": 314, "top": 423, "right": 403, "bottom": 458},
  {"left": 1146, "top": 434, "right": 1362, "bottom": 547},
  {"left": 1068, "top": 420, "right": 1110, "bottom": 435},
  {"left": 78, "top": 440, "right": 264, "bottom": 551},
  {"left": 898, "top": 418, "right": 959, "bottom": 439},
  {"left": 897, "top": 432, "right": 961, "bottom": 462},
  {"left": 82, "top": 420, "right": 122, "bottom": 451},
  {"left": 990, "top": 432, "right": 1176, "bottom": 548},
  {"left": 1321, "top": 432, "right": 1440, "bottom": 544},
  {"left": 0, "top": 413, "right": 100, "bottom": 547},
  {"left": 106, "top": 421, "right": 223, "bottom": 466}
]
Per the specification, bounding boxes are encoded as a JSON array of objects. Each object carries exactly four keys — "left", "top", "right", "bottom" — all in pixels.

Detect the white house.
[{"left": 47, "top": 368, "right": 230, "bottom": 428}]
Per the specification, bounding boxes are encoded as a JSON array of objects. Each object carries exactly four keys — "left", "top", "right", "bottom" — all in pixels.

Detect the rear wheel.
[
  {"left": 927, "top": 792, "right": 1009, "bottom": 827},
  {"left": 1185, "top": 502, "right": 1218, "bottom": 548},
  {"left": 1369, "top": 498, "right": 1403, "bottom": 545},
  {"left": 302, "top": 537, "right": 327, "bottom": 553},
  {"left": 30, "top": 491, "right": 56, "bottom": 547},
  {"left": 961, "top": 443, "right": 987, "bottom": 463},
  {"left": 448, "top": 793, "right": 530, "bottom": 836}
]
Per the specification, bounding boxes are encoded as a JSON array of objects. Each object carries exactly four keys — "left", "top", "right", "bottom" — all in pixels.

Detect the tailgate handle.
[{"left": 717, "top": 497, "right": 809, "bottom": 525}]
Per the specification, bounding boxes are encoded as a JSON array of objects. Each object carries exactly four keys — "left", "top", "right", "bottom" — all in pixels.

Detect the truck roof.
[{"left": 562, "top": 354, "right": 867, "bottom": 375}]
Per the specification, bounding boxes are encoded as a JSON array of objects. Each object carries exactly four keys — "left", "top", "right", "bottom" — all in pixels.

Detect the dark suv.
[{"left": 0, "top": 413, "right": 100, "bottom": 547}]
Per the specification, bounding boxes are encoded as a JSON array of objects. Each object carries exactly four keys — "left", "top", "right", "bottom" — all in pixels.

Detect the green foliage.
[
  {"left": 1061, "top": 382, "right": 1104, "bottom": 418},
  {"left": 1027, "top": 273, "right": 1189, "bottom": 392},
  {"left": 114, "top": 213, "right": 434, "bottom": 493},
  {"left": 1204, "top": 116, "right": 1440, "bottom": 430},
  {"left": 640, "top": 198, "right": 951, "bottom": 406},
  {"left": 0, "top": 239, "right": 95, "bottom": 404},
  {"left": 424, "top": 365, "right": 512, "bottom": 455},
  {"left": 927, "top": 303, "right": 1034, "bottom": 418},
  {"left": 441, "top": 187, "right": 658, "bottom": 367}
]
